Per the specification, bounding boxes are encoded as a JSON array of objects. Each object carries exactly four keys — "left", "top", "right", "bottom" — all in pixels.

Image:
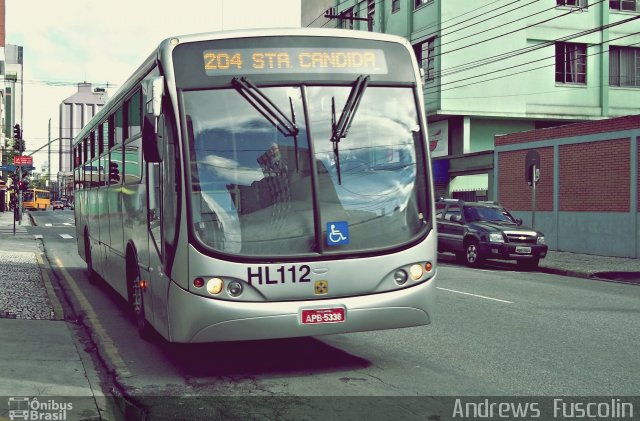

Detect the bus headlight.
[
  {"left": 227, "top": 280, "right": 243, "bottom": 297},
  {"left": 409, "top": 264, "right": 424, "bottom": 280},
  {"left": 206, "top": 278, "right": 224, "bottom": 295},
  {"left": 393, "top": 269, "right": 408, "bottom": 285}
]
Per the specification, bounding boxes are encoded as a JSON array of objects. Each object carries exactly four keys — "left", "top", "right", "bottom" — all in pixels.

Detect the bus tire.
[
  {"left": 84, "top": 231, "right": 98, "bottom": 284},
  {"left": 129, "top": 263, "right": 152, "bottom": 340}
]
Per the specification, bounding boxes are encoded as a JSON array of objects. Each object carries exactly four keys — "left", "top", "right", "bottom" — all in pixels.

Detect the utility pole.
[
  {"left": 48, "top": 118, "right": 51, "bottom": 191},
  {"left": 12, "top": 124, "right": 24, "bottom": 224}
]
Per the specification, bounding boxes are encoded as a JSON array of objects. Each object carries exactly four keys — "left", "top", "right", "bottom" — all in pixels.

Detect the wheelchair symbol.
[{"left": 327, "top": 221, "right": 349, "bottom": 246}]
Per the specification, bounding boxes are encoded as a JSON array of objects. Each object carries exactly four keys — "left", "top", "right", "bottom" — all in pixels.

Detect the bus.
[
  {"left": 23, "top": 188, "right": 51, "bottom": 211},
  {"left": 73, "top": 28, "right": 437, "bottom": 343}
]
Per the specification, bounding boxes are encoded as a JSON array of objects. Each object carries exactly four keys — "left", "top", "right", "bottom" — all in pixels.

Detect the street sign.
[
  {"left": 525, "top": 149, "right": 540, "bottom": 229},
  {"left": 14, "top": 156, "right": 33, "bottom": 166},
  {"left": 0, "top": 165, "right": 16, "bottom": 172},
  {"left": 525, "top": 150, "right": 540, "bottom": 186}
]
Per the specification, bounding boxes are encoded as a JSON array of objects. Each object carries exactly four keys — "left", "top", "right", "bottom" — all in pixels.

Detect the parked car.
[
  {"left": 436, "top": 199, "right": 548, "bottom": 270},
  {"left": 51, "top": 200, "right": 64, "bottom": 210}
]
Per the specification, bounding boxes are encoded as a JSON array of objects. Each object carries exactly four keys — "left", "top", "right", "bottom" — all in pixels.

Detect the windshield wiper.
[
  {"left": 331, "top": 75, "right": 369, "bottom": 185},
  {"left": 231, "top": 77, "right": 299, "bottom": 138}
]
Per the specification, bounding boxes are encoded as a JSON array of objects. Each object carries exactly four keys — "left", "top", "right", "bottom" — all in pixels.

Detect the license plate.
[
  {"left": 301, "top": 308, "right": 346, "bottom": 324},
  {"left": 516, "top": 246, "right": 531, "bottom": 254}
]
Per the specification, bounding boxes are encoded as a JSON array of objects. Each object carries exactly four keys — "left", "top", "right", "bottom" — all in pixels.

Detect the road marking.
[
  {"left": 436, "top": 287, "right": 514, "bottom": 304},
  {"left": 52, "top": 257, "right": 132, "bottom": 377},
  {"left": 63, "top": 223, "right": 73, "bottom": 226},
  {"left": 45, "top": 223, "right": 52, "bottom": 227},
  {"left": 60, "top": 234, "right": 74, "bottom": 239},
  {"left": 33, "top": 235, "right": 43, "bottom": 239}
]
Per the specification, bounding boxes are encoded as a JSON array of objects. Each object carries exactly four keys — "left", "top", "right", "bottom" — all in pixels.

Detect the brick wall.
[
  {"left": 498, "top": 147, "right": 553, "bottom": 211},
  {"left": 559, "top": 138, "right": 630, "bottom": 212},
  {"left": 496, "top": 115, "right": 640, "bottom": 146}
]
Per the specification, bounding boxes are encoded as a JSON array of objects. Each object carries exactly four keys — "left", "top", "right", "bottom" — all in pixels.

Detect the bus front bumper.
[{"left": 166, "top": 279, "right": 434, "bottom": 343}]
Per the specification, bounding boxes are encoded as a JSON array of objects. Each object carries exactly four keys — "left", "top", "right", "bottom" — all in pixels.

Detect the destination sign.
[{"left": 202, "top": 48, "right": 388, "bottom": 76}]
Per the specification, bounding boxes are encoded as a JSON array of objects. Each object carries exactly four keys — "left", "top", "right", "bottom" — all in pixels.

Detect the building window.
[
  {"left": 367, "top": 0, "right": 375, "bottom": 31},
  {"left": 415, "top": 0, "right": 432, "bottom": 9},
  {"left": 392, "top": 0, "right": 400, "bottom": 12},
  {"left": 610, "top": 46, "right": 640, "bottom": 87},
  {"left": 341, "top": 8, "right": 354, "bottom": 30},
  {"left": 610, "top": 0, "right": 639, "bottom": 11},
  {"left": 557, "top": 0, "right": 587, "bottom": 6},
  {"left": 555, "top": 42, "right": 587, "bottom": 84},
  {"left": 414, "top": 38, "right": 436, "bottom": 82}
]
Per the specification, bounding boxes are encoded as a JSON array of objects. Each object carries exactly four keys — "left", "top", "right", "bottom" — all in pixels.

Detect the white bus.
[{"left": 73, "top": 28, "right": 437, "bottom": 343}]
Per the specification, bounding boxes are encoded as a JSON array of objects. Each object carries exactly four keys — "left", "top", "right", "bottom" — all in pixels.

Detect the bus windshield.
[{"left": 185, "top": 83, "right": 427, "bottom": 256}]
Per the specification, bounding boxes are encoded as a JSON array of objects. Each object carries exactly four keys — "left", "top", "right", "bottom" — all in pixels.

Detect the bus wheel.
[
  {"left": 84, "top": 233, "right": 98, "bottom": 284},
  {"left": 130, "top": 271, "right": 152, "bottom": 340}
]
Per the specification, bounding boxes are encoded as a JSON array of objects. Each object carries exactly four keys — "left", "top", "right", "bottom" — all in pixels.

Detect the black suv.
[{"left": 436, "top": 199, "right": 548, "bottom": 269}]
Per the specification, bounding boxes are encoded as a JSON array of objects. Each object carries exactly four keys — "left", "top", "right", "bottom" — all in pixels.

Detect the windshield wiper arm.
[
  {"left": 330, "top": 75, "right": 369, "bottom": 185},
  {"left": 231, "top": 77, "right": 299, "bottom": 138}
]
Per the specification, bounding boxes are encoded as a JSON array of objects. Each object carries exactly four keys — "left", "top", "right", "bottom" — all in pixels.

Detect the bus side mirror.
[{"left": 143, "top": 114, "right": 164, "bottom": 163}]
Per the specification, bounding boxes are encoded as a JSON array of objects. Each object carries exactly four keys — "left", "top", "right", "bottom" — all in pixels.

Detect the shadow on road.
[{"left": 163, "top": 336, "right": 371, "bottom": 378}]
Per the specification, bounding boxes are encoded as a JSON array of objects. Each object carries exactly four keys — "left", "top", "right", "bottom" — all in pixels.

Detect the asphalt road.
[{"left": 30, "top": 211, "right": 640, "bottom": 420}]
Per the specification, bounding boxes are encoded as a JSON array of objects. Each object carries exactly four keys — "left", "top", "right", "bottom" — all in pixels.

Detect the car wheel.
[
  {"left": 517, "top": 257, "right": 539, "bottom": 271},
  {"left": 464, "top": 240, "right": 483, "bottom": 267}
]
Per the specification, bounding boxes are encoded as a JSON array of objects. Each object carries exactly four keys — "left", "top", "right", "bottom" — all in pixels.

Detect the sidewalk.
[
  {"left": 0, "top": 210, "right": 109, "bottom": 421},
  {"left": 540, "top": 250, "right": 640, "bottom": 283}
]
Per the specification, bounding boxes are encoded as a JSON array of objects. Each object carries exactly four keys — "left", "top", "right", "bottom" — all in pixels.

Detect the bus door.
[{"left": 142, "top": 72, "right": 180, "bottom": 332}]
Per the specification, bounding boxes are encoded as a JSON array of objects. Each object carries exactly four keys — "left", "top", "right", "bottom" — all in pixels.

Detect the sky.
[{"left": 6, "top": 0, "right": 301, "bottom": 179}]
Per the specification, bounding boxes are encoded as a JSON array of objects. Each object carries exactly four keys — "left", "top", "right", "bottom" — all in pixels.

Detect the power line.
[
  {"left": 412, "top": 0, "right": 518, "bottom": 38},
  {"left": 429, "top": 36, "right": 640, "bottom": 95},
  {"left": 431, "top": 13, "right": 640, "bottom": 82},
  {"left": 0, "top": 77, "right": 117, "bottom": 88},
  {"left": 421, "top": 0, "right": 540, "bottom": 45},
  {"left": 425, "top": 16, "right": 640, "bottom": 93},
  {"left": 430, "top": 31, "right": 639, "bottom": 92},
  {"left": 427, "top": 0, "right": 606, "bottom": 59},
  {"left": 309, "top": 0, "right": 513, "bottom": 31}
]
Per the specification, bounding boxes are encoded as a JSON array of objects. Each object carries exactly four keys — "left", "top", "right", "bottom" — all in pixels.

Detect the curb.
[
  {"left": 34, "top": 252, "right": 65, "bottom": 320},
  {"left": 538, "top": 266, "right": 590, "bottom": 279},
  {"left": 539, "top": 266, "right": 640, "bottom": 285}
]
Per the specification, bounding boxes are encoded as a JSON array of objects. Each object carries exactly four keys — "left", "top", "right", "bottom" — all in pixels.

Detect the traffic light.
[
  {"left": 13, "top": 124, "right": 24, "bottom": 153},
  {"left": 19, "top": 179, "right": 29, "bottom": 191},
  {"left": 109, "top": 161, "right": 120, "bottom": 183}
]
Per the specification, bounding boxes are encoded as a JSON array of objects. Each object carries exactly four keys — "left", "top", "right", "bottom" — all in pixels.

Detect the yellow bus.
[{"left": 23, "top": 188, "right": 51, "bottom": 211}]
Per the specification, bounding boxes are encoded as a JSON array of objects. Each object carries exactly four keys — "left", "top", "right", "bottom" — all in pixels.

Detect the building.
[
  {"left": 302, "top": 0, "right": 640, "bottom": 201},
  {"left": 0, "top": 0, "right": 24, "bottom": 211},
  {"left": 58, "top": 82, "right": 107, "bottom": 199},
  {"left": 495, "top": 114, "right": 640, "bottom": 258}
]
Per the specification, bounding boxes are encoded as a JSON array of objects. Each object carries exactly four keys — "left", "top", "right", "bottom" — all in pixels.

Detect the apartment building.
[
  {"left": 58, "top": 83, "right": 107, "bottom": 199},
  {"left": 302, "top": 0, "right": 640, "bottom": 200}
]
